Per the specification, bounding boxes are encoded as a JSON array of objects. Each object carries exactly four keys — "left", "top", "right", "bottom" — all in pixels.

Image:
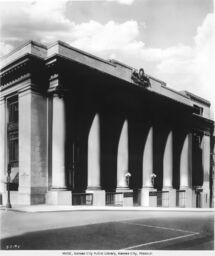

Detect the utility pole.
[{"left": 6, "top": 163, "right": 12, "bottom": 208}]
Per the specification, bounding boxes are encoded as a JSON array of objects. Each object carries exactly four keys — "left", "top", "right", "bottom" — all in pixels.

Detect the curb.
[{"left": 1, "top": 205, "right": 215, "bottom": 213}]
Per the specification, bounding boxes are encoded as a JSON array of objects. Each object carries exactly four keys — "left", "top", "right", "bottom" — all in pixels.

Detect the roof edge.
[{"left": 181, "top": 91, "right": 211, "bottom": 106}]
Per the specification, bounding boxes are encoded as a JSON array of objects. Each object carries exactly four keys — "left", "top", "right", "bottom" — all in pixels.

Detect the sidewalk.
[{"left": 1, "top": 204, "right": 215, "bottom": 213}]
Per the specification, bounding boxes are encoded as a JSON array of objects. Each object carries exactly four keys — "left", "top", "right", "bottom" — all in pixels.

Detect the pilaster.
[
  {"left": 18, "top": 88, "right": 48, "bottom": 205},
  {"left": 0, "top": 98, "right": 6, "bottom": 199},
  {"left": 201, "top": 134, "right": 210, "bottom": 208}
]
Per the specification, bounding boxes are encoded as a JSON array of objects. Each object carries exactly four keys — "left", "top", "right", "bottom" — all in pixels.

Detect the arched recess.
[
  {"left": 153, "top": 123, "right": 170, "bottom": 190},
  {"left": 65, "top": 91, "right": 97, "bottom": 192},
  {"left": 192, "top": 132, "right": 204, "bottom": 187},
  {"left": 100, "top": 111, "right": 124, "bottom": 191},
  {"left": 173, "top": 130, "right": 186, "bottom": 189},
  {"left": 128, "top": 118, "right": 146, "bottom": 189}
]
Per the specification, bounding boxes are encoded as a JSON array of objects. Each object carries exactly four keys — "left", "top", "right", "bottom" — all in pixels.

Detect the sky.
[{"left": 0, "top": 0, "right": 214, "bottom": 115}]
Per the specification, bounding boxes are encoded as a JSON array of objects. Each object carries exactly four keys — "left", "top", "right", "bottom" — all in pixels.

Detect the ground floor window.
[
  {"left": 7, "top": 97, "right": 19, "bottom": 191},
  {"left": 8, "top": 132, "right": 19, "bottom": 191},
  {"left": 8, "top": 132, "right": 18, "bottom": 164}
]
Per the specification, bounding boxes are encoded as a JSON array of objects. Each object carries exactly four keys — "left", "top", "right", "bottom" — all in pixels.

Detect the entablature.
[
  {"left": 0, "top": 54, "right": 48, "bottom": 92},
  {"left": 0, "top": 40, "right": 212, "bottom": 117}
]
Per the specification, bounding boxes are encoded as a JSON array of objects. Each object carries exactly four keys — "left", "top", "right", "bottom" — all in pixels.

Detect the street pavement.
[{"left": 0, "top": 209, "right": 214, "bottom": 250}]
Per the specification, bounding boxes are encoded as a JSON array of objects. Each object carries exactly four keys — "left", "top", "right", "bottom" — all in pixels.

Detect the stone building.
[{"left": 0, "top": 41, "right": 214, "bottom": 207}]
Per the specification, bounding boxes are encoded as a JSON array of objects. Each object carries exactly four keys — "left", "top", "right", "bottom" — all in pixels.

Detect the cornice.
[
  {"left": 0, "top": 54, "right": 47, "bottom": 91},
  {"left": 0, "top": 78, "right": 41, "bottom": 98},
  {"left": 0, "top": 53, "right": 44, "bottom": 74},
  {"left": 182, "top": 91, "right": 211, "bottom": 107},
  {"left": 0, "top": 73, "right": 31, "bottom": 91},
  {"left": 0, "top": 40, "right": 47, "bottom": 68},
  {"left": 47, "top": 40, "right": 115, "bottom": 67},
  {"left": 0, "top": 40, "right": 211, "bottom": 112},
  {"left": 0, "top": 55, "right": 30, "bottom": 84}
]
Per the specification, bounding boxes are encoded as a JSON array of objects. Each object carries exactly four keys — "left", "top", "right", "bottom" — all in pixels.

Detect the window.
[
  {"left": 8, "top": 98, "right": 19, "bottom": 166},
  {"left": 8, "top": 132, "right": 18, "bottom": 164},
  {"left": 193, "top": 104, "right": 203, "bottom": 116},
  {"left": 9, "top": 100, "right": 18, "bottom": 123},
  {"left": 7, "top": 97, "right": 19, "bottom": 190}
]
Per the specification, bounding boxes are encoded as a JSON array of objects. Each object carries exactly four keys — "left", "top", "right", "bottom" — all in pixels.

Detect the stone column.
[
  {"left": 117, "top": 119, "right": 129, "bottom": 190},
  {"left": 139, "top": 126, "right": 156, "bottom": 207},
  {"left": 51, "top": 94, "right": 67, "bottom": 189},
  {"left": 46, "top": 93, "right": 71, "bottom": 205},
  {"left": 142, "top": 126, "right": 153, "bottom": 187},
  {"left": 180, "top": 133, "right": 192, "bottom": 207},
  {"left": 86, "top": 113, "right": 105, "bottom": 206},
  {"left": 87, "top": 114, "right": 101, "bottom": 189},
  {"left": 116, "top": 119, "right": 133, "bottom": 206},
  {"left": 212, "top": 134, "right": 215, "bottom": 208},
  {"left": 18, "top": 90, "right": 31, "bottom": 205},
  {"left": 201, "top": 134, "right": 210, "bottom": 208},
  {"left": 18, "top": 89, "right": 48, "bottom": 205},
  {"left": 0, "top": 98, "right": 6, "bottom": 200},
  {"left": 163, "top": 131, "right": 176, "bottom": 207}
]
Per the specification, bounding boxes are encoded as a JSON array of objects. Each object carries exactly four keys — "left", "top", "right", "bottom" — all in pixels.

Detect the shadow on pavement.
[{"left": 0, "top": 221, "right": 214, "bottom": 250}]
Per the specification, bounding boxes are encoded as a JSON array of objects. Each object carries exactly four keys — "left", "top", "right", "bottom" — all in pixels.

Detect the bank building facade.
[{"left": 0, "top": 41, "right": 214, "bottom": 208}]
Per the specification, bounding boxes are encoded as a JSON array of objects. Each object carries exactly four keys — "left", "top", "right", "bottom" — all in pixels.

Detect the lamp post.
[
  {"left": 151, "top": 173, "right": 157, "bottom": 187},
  {"left": 125, "top": 172, "right": 131, "bottom": 187},
  {"left": 6, "top": 163, "right": 12, "bottom": 208}
]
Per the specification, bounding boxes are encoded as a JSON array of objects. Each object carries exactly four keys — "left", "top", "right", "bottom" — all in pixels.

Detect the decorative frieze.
[{"left": 0, "top": 55, "right": 46, "bottom": 92}]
